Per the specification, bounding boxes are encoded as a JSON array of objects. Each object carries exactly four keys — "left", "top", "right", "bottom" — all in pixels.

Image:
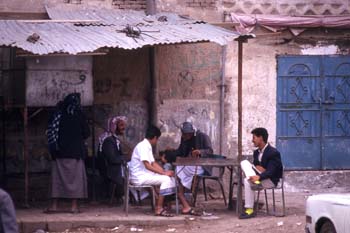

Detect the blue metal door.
[
  {"left": 322, "top": 56, "right": 350, "bottom": 169},
  {"left": 277, "top": 55, "right": 350, "bottom": 170}
]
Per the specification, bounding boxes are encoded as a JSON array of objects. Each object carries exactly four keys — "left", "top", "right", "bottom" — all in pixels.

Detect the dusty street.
[{"left": 47, "top": 192, "right": 309, "bottom": 233}]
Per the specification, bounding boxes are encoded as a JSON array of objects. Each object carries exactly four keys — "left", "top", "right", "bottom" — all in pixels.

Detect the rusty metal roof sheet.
[{"left": 0, "top": 6, "right": 248, "bottom": 55}]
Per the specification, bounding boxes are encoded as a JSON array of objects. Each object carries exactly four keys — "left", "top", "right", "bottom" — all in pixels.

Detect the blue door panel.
[
  {"left": 277, "top": 56, "right": 322, "bottom": 169},
  {"left": 277, "top": 109, "right": 321, "bottom": 169},
  {"left": 277, "top": 55, "right": 350, "bottom": 170},
  {"left": 277, "top": 110, "right": 321, "bottom": 137},
  {"left": 323, "top": 110, "right": 350, "bottom": 137},
  {"left": 278, "top": 138, "right": 321, "bottom": 170},
  {"left": 323, "top": 56, "right": 350, "bottom": 106},
  {"left": 277, "top": 56, "right": 321, "bottom": 77},
  {"left": 323, "top": 138, "right": 350, "bottom": 169},
  {"left": 322, "top": 56, "right": 350, "bottom": 169},
  {"left": 277, "top": 76, "right": 321, "bottom": 105},
  {"left": 323, "top": 56, "right": 350, "bottom": 76}
]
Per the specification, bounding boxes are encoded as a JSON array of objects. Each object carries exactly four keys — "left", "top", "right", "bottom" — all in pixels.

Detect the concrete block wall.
[
  {"left": 112, "top": 0, "right": 146, "bottom": 10},
  {"left": 185, "top": 0, "right": 216, "bottom": 9}
]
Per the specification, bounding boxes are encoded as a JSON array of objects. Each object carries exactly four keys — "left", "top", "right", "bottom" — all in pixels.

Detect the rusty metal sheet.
[{"left": 0, "top": 6, "right": 246, "bottom": 55}]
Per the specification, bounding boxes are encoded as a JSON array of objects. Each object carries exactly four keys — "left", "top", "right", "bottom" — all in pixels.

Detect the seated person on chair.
[
  {"left": 129, "top": 125, "right": 196, "bottom": 217},
  {"left": 175, "top": 122, "right": 213, "bottom": 191},
  {"left": 99, "top": 116, "right": 127, "bottom": 203},
  {"left": 159, "top": 150, "right": 177, "bottom": 171},
  {"left": 239, "top": 127, "right": 283, "bottom": 219}
]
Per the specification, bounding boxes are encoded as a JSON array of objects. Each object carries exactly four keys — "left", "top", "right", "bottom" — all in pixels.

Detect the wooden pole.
[
  {"left": 23, "top": 52, "right": 29, "bottom": 208},
  {"left": 23, "top": 106, "right": 29, "bottom": 208},
  {"left": 236, "top": 38, "right": 245, "bottom": 214},
  {"left": 0, "top": 97, "right": 6, "bottom": 186},
  {"left": 237, "top": 40, "right": 243, "bottom": 167},
  {"left": 91, "top": 106, "right": 96, "bottom": 202}
]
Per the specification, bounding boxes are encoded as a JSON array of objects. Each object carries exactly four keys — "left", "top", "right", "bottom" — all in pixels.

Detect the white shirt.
[
  {"left": 258, "top": 143, "right": 269, "bottom": 162},
  {"left": 129, "top": 138, "right": 155, "bottom": 181}
]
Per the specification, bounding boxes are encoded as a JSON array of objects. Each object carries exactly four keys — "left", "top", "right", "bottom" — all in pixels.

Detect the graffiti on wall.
[
  {"left": 26, "top": 56, "right": 93, "bottom": 106},
  {"left": 26, "top": 70, "right": 93, "bottom": 106},
  {"left": 158, "top": 43, "right": 222, "bottom": 100},
  {"left": 95, "top": 79, "right": 112, "bottom": 94},
  {"left": 94, "top": 77, "right": 132, "bottom": 97}
]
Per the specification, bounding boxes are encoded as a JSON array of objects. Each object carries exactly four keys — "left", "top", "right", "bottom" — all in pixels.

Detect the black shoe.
[{"left": 239, "top": 211, "right": 256, "bottom": 219}]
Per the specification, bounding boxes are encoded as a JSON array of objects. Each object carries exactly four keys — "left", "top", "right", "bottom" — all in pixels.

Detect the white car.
[{"left": 305, "top": 194, "right": 350, "bottom": 233}]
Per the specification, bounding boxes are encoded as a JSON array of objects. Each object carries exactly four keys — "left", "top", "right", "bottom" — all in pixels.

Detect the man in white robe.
[{"left": 129, "top": 125, "right": 194, "bottom": 216}]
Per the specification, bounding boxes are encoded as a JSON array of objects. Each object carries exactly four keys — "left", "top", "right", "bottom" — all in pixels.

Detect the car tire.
[{"left": 319, "top": 221, "right": 336, "bottom": 233}]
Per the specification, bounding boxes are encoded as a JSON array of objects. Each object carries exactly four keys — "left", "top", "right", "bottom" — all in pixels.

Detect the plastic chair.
[
  {"left": 123, "top": 163, "right": 156, "bottom": 216},
  {"left": 192, "top": 166, "right": 227, "bottom": 206},
  {"left": 255, "top": 167, "right": 286, "bottom": 217}
]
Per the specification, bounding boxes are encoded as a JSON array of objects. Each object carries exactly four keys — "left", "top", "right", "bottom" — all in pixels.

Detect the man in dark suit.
[{"left": 239, "top": 128, "right": 283, "bottom": 219}]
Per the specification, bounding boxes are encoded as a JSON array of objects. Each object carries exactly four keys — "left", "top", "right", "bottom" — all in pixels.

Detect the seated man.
[
  {"left": 129, "top": 125, "right": 195, "bottom": 216},
  {"left": 100, "top": 116, "right": 127, "bottom": 203},
  {"left": 239, "top": 127, "right": 283, "bottom": 219},
  {"left": 175, "top": 122, "right": 213, "bottom": 190}
]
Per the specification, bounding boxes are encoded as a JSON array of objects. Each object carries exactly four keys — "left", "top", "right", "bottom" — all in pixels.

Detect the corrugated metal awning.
[{"left": 0, "top": 6, "right": 250, "bottom": 55}]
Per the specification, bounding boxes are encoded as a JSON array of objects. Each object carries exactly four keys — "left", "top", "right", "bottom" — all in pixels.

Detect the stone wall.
[
  {"left": 155, "top": 43, "right": 224, "bottom": 154},
  {"left": 93, "top": 47, "right": 150, "bottom": 148}
]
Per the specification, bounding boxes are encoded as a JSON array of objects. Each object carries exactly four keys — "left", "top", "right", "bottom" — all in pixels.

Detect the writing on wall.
[
  {"left": 26, "top": 56, "right": 93, "bottom": 106},
  {"left": 157, "top": 43, "right": 222, "bottom": 100}
]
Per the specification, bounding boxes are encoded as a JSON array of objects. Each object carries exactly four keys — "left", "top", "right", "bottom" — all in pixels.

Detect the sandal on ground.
[
  {"left": 43, "top": 208, "right": 64, "bottom": 214},
  {"left": 70, "top": 209, "right": 81, "bottom": 214},
  {"left": 182, "top": 208, "right": 201, "bottom": 216},
  {"left": 155, "top": 209, "right": 174, "bottom": 217}
]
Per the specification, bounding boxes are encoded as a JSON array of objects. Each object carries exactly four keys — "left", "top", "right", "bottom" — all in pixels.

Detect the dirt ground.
[{"left": 49, "top": 191, "right": 309, "bottom": 233}]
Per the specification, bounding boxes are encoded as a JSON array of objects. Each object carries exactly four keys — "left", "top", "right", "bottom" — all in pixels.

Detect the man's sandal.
[
  {"left": 43, "top": 208, "right": 66, "bottom": 214},
  {"left": 155, "top": 209, "right": 174, "bottom": 217},
  {"left": 182, "top": 208, "right": 201, "bottom": 216}
]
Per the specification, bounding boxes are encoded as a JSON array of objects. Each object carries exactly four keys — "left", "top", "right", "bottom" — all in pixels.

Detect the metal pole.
[
  {"left": 23, "top": 106, "right": 29, "bottom": 207},
  {"left": 219, "top": 45, "right": 227, "bottom": 155}
]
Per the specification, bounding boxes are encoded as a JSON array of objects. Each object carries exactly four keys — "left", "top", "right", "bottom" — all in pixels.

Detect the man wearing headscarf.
[
  {"left": 98, "top": 116, "right": 127, "bottom": 203},
  {"left": 46, "top": 93, "right": 90, "bottom": 214}
]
